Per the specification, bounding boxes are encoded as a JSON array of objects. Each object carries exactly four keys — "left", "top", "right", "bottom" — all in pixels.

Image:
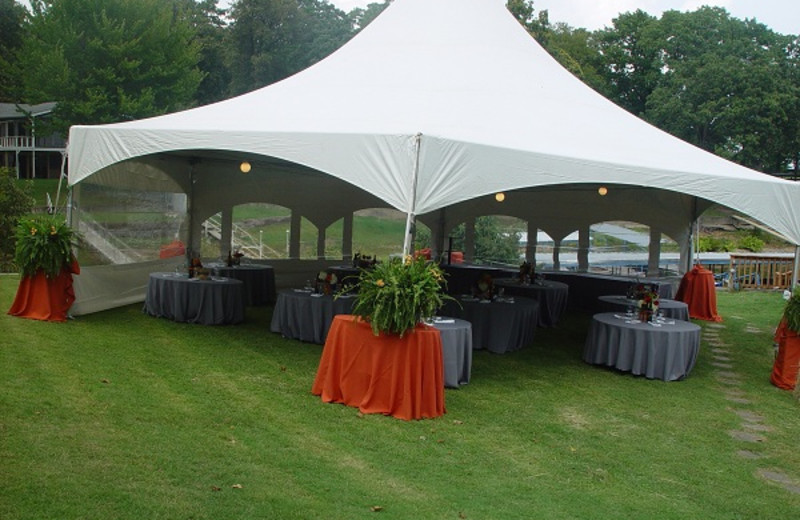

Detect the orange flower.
[
  {"left": 30, "top": 227, "right": 37, "bottom": 235},
  {"left": 376, "top": 279, "right": 385, "bottom": 288},
  {"left": 50, "top": 226, "right": 57, "bottom": 235}
]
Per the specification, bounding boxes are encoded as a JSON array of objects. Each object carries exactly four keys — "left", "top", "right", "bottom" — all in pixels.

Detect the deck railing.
[{"left": 728, "top": 253, "right": 796, "bottom": 290}]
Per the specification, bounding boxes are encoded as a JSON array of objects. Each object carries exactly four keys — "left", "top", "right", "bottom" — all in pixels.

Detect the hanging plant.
[
  {"left": 14, "top": 214, "right": 76, "bottom": 278},
  {"left": 348, "top": 256, "right": 453, "bottom": 337}
]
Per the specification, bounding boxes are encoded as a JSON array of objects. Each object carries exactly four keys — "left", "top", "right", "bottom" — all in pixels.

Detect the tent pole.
[
  {"left": 793, "top": 245, "right": 799, "bottom": 289},
  {"left": 402, "top": 133, "right": 422, "bottom": 257}
]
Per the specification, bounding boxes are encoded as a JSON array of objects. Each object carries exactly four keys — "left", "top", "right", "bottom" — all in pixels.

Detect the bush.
[
  {"left": 698, "top": 236, "right": 735, "bottom": 252},
  {"left": 737, "top": 234, "right": 765, "bottom": 253},
  {"left": 0, "top": 168, "right": 35, "bottom": 271}
]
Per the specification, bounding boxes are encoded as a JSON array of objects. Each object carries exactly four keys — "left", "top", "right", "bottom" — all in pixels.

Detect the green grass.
[{"left": 2, "top": 277, "right": 800, "bottom": 518}]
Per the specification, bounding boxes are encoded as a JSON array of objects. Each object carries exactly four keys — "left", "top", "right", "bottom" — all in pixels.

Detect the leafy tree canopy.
[{"left": 17, "top": 0, "right": 204, "bottom": 134}]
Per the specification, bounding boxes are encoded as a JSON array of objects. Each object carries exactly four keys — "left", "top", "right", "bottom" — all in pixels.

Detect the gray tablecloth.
[
  {"left": 441, "top": 264, "right": 514, "bottom": 295},
  {"left": 583, "top": 312, "right": 701, "bottom": 381},
  {"left": 430, "top": 318, "right": 473, "bottom": 388},
  {"left": 210, "top": 264, "right": 276, "bottom": 306},
  {"left": 542, "top": 272, "right": 676, "bottom": 313},
  {"left": 597, "top": 295, "right": 690, "bottom": 321},
  {"left": 144, "top": 272, "right": 244, "bottom": 325},
  {"left": 270, "top": 289, "right": 356, "bottom": 343},
  {"left": 493, "top": 279, "right": 569, "bottom": 327},
  {"left": 441, "top": 296, "right": 539, "bottom": 354}
]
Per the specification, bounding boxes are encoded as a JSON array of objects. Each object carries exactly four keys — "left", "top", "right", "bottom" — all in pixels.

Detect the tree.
[
  {"left": 0, "top": 168, "right": 35, "bottom": 272},
  {"left": 348, "top": 1, "right": 390, "bottom": 31},
  {"left": 0, "top": 0, "right": 28, "bottom": 102},
  {"left": 17, "top": 0, "right": 204, "bottom": 134},
  {"left": 450, "top": 217, "right": 521, "bottom": 265},
  {"left": 226, "top": 0, "right": 354, "bottom": 95},
  {"left": 178, "top": 0, "right": 232, "bottom": 106}
]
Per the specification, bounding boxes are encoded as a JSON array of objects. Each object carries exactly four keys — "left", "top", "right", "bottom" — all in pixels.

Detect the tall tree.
[
  {"left": 17, "top": 0, "right": 204, "bottom": 134},
  {"left": 226, "top": 0, "right": 354, "bottom": 95},
  {"left": 0, "top": 0, "right": 28, "bottom": 102},
  {"left": 178, "top": 0, "right": 232, "bottom": 106}
]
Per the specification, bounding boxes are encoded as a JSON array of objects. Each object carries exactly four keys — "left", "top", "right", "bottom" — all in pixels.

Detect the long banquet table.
[
  {"left": 583, "top": 312, "right": 701, "bottom": 381},
  {"left": 441, "top": 295, "right": 539, "bottom": 354},
  {"left": 210, "top": 263, "right": 276, "bottom": 306},
  {"left": 144, "top": 272, "right": 244, "bottom": 325},
  {"left": 270, "top": 289, "right": 356, "bottom": 343},
  {"left": 441, "top": 264, "right": 514, "bottom": 296},
  {"left": 493, "top": 279, "right": 569, "bottom": 327},
  {"left": 597, "top": 295, "right": 690, "bottom": 321},
  {"left": 311, "top": 315, "right": 445, "bottom": 420},
  {"left": 541, "top": 272, "right": 676, "bottom": 313}
]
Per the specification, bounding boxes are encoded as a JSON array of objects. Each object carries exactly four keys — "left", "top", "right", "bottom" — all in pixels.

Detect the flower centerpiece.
[
  {"left": 628, "top": 283, "right": 659, "bottom": 321},
  {"left": 317, "top": 270, "right": 338, "bottom": 294},
  {"left": 14, "top": 214, "right": 76, "bottom": 278},
  {"left": 349, "top": 255, "right": 452, "bottom": 337},
  {"left": 475, "top": 273, "right": 494, "bottom": 300},
  {"left": 518, "top": 261, "right": 533, "bottom": 284}
]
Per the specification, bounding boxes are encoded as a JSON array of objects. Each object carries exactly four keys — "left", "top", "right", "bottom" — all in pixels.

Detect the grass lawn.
[{"left": 1, "top": 276, "right": 800, "bottom": 519}]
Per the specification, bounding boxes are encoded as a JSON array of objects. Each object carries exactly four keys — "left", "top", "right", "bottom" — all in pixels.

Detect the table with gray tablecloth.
[
  {"left": 597, "top": 295, "right": 690, "bottom": 321},
  {"left": 144, "top": 272, "right": 244, "bottom": 325},
  {"left": 583, "top": 312, "right": 701, "bottom": 381},
  {"left": 441, "top": 296, "right": 539, "bottom": 354},
  {"left": 541, "top": 272, "right": 676, "bottom": 313},
  {"left": 493, "top": 279, "right": 569, "bottom": 327},
  {"left": 430, "top": 318, "right": 473, "bottom": 388},
  {"left": 441, "top": 264, "right": 514, "bottom": 296},
  {"left": 210, "top": 264, "right": 276, "bottom": 306},
  {"left": 270, "top": 289, "right": 357, "bottom": 343}
]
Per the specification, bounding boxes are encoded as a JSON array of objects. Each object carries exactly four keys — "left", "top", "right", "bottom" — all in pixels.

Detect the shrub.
[
  {"left": 0, "top": 169, "right": 35, "bottom": 271},
  {"left": 737, "top": 234, "right": 765, "bottom": 253}
]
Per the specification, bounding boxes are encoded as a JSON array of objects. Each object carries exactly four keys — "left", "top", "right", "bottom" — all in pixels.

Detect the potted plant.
[
  {"left": 14, "top": 214, "right": 76, "bottom": 278},
  {"left": 348, "top": 256, "right": 452, "bottom": 337},
  {"left": 8, "top": 214, "right": 79, "bottom": 322},
  {"left": 770, "top": 287, "right": 800, "bottom": 390}
]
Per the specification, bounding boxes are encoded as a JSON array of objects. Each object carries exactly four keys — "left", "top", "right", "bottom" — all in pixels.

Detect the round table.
[
  {"left": 493, "top": 279, "right": 569, "bottom": 327},
  {"left": 597, "top": 295, "right": 690, "bottom": 321},
  {"left": 270, "top": 289, "right": 357, "bottom": 343},
  {"left": 210, "top": 264, "right": 276, "bottom": 306},
  {"left": 144, "top": 272, "right": 244, "bottom": 325},
  {"left": 440, "top": 296, "right": 539, "bottom": 354},
  {"left": 583, "top": 312, "right": 701, "bottom": 381},
  {"left": 429, "top": 317, "right": 473, "bottom": 388}
]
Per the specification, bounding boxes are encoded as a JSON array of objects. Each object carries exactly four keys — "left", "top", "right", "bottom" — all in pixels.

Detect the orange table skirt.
[
  {"left": 7, "top": 261, "right": 79, "bottom": 322},
  {"left": 675, "top": 264, "right": 722, "bottom": 322},
  {"left": 312, "top": 315, "right": 445, "bottom": 420},
  {"left": 771, "top": 319, "right": 800, "bottom": 390}
]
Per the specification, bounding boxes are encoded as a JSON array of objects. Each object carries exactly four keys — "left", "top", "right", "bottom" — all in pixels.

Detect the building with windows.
[{"left": 0, "top": 102, "right": 65, "bottom": 179}]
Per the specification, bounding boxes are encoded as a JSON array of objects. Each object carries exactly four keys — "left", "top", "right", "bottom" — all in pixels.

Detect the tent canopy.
[{"left": 68, "top": 0, "right": 800, "bottom": 249}]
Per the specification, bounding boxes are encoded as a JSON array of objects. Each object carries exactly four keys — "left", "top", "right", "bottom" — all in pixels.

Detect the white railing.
[{"left": 203, "top": 214, "right": 282, "bottom": 259}]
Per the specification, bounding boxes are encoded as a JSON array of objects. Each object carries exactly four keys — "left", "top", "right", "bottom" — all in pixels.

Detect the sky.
[{"left": 328, "top": 0, "right": 799, "bottom": 36}]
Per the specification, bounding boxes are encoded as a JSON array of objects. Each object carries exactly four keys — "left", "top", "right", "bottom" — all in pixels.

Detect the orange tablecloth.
[
  {"left": 675, "top": 264, "right": 722, "bottom": 322},
  {"left": 7, "top": 260, "right": 80, "bottom": 322},
  {"left": 311, "top": 315, "right": 445, "bottom": 420},
  {"left": 771, "top": 319, "right": 800, "bottom": 390}
]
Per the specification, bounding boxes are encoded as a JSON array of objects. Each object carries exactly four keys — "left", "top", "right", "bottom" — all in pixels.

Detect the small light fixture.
[
  {"left": 240, "top": 161, "right": 251, "bottom": 173},
  {"left": 495, "top": 192, "right": 505, "bottom": 202},
  {"left": 597, "top": 186, "right": 608, "bottom": 196}
]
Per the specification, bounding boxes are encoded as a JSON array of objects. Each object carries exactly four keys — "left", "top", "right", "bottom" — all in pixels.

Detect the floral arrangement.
[
  {"left": 349, "top": 256, "right": 452, "bottom": 337},
  {"left": 317, "top": 270, "right": 338, "bottom": 294},
  {"left": 14, "top": 214, "right": 76, "bottom": 278},
  {"left": 518, "top": 261, "right": 533, "bottom": 284},
  {"left": 784, "top": 287, "right": 800, "bottom": 333},
  {"left": 475, "top": 273, "right": 494, "bottom": 299},
  {"left": 352, "top": 252, "right": 377, "bottom": 269},
  {"left": 628, "top": 283, "right": 659, "bottom": 312}
]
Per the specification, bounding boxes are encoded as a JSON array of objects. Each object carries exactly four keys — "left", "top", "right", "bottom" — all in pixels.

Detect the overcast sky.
[{"left": 329, "top": 0, "right": 798, "bottom": 36}]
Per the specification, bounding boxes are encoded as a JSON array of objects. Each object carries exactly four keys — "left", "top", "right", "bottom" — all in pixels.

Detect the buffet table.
[
  {"left": 441, "top": 296, "right": 539, "bottom": 354},
  {"left": 431, "top": 318, "right": 473, "bottom": 388},
  {"left": 144, "top": 272, "right": 244, "bottom": 325},
  {"left": 210, "top": 264, "right": 276, "bottom": 306},
  {"left": 270, "top": 289, "right": 356, "bottom": 343},
  {"left": 583, "top": 312, "right": 701, "bottom": 381},
  {"left": 441, "top": 264, "right": 514, "bottom": 295},
  {"left": 597, "top": 295, "right": 690, "bottom": 321},
  {"left": 311, "top": 315, "right": 445, "bottom": 420},
  {"left": 493, "top": 279, "right": 569, "bottom": 327}
]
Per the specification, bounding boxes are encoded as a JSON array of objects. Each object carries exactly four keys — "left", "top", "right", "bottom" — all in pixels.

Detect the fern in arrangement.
[
  {"left": 14, "top": 214, "right": 75, "bottom": 278},
  {"left": 347, "top": 256, "right": 452, "bottom": 337},
  {"left": 785, "top": 287, "right": 800, "bottom": 333}
]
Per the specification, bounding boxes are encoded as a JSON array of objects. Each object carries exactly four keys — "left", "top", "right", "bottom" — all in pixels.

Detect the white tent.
[{"left": 67, "top": 0, "right": 800, "bottom": 314}]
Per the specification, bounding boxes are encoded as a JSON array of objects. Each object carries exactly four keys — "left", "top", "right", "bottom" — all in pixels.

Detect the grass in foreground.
[{"left": 1, "top": 276, "right": 799, "bottom": 519}]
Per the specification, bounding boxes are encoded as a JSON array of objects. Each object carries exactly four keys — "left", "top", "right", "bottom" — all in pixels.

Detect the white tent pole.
[
  {"left": 54, "top": 148, "right": 68, "bottom": 215},
  {"left": 402, "top": 133, "right": 422, "bottom": 257},
  {"left": 793, "top": 245, "right": 799, "bottom": 289}
]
